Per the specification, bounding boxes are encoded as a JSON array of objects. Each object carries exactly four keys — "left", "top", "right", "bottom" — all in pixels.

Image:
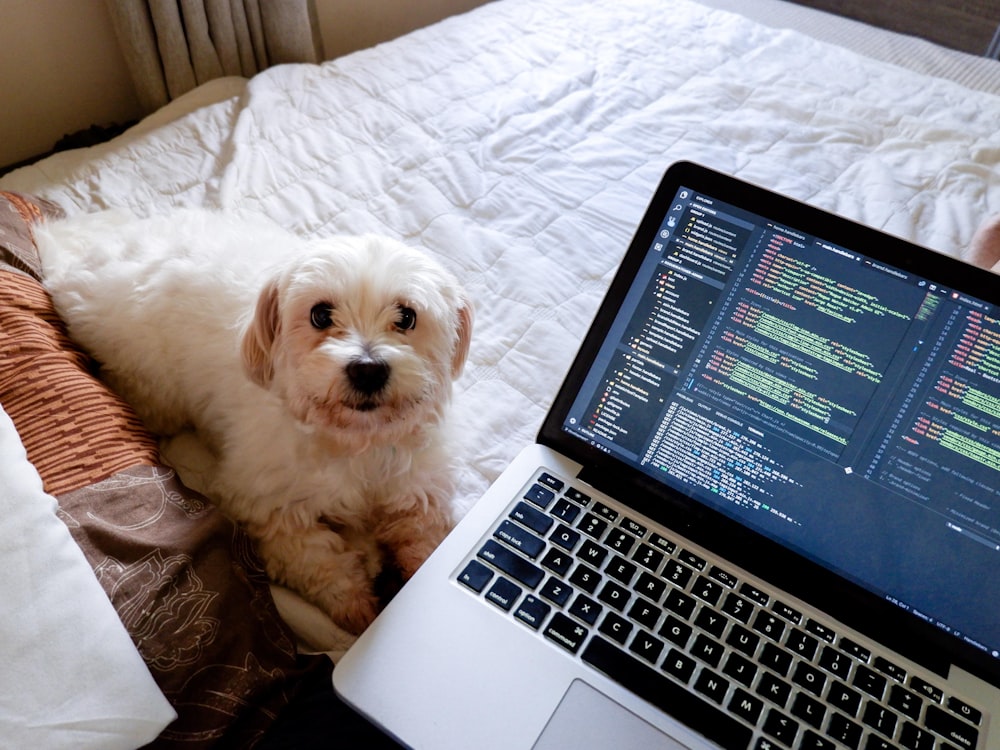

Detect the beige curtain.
[{"left": 105, "top": 0, "right": 323, "bottom": 112}]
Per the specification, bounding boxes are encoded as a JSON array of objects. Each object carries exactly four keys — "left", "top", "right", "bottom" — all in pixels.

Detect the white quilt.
[{"left": 5, "top": 0, "right": 1000, "bottom": 524}]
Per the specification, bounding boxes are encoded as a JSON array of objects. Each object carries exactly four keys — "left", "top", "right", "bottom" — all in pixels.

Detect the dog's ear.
[
  {"left": 451, "top": 299, "right": 474, "bottom": 379},
  {"left": 242, "top": 278, "right": 281, "bottom": 387}
]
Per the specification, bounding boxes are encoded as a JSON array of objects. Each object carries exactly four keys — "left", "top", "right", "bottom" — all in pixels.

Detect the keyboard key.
[
  {"left": 756, "top": 672, "right": 792, "bottom": 708},
  {"left": 568, "top": 593, "right": 602, "bottom": 625},
  {"left": 739, "top": 582, "right": 769, "bottom": 607},
  {"left": 550, "top": 497, "right": 581, "bottom": 523},
  {"left": 762, "top": 708, "right": 799, "bottom": 746},
  {"left": 550, "top": 523, "right": 581, "bottom": 551},
  {"left": 664, "top": 588, "right": 696, "bottom": 619},
  {"left": 514, "top": 595, "right": 551, "bottom": 630},
  {"left": 599, "top": 612, "right": 633, "bottom": 644},
  {"left": 565, "top": 487, "right": 590, "bottom": 505},
  {"left": 578, "top": 513, "right": 608, "bottom": 539},
  {"left": 694, "top": 607, "right": 728, "bottom": 638},
  {"left": 691, "top": 633, "right": 724, "bottom": 668},
  {"left": 663, "top": 560, "right": 694, "bottom": 588},
  {"left": 694, "top": 668, "right": 729, "bottom": 704},
  {"left": 818, "top": 645, "right": 851, "bottom": 680},
  {"left": 597, "top": 580, "right": 629, "bottom": 611},
  {"left": 926, "top": 704, "right": 979, "bottom": 750},
  {"left": 577, "top": 539, "right": 608, "bottom": 568},
  {"left": 853, "top": 664, "right": 887, "bottom": 700},
  {"left": 707, "top": 565, "right": 739, "bottom": 589},
  {"left": 632, "top": 543, "right": 664, "bottom": 571},
  {"left": 887, "top": 684, "right": 923, "bottom": 720},
  {"left": 909, "top": 676, "right": 943, "bottom": 703},
  {"left": 791, "top": 691, "right": 826, "bottom": 729},
  {"left": 592, "top": 501, "right": 618, "bottom": 521},
  {"left": 678, "top": 549, "right": 706, "bottom": 570},
  {"left": 722, "top": 652, "right": 757, "bottom": 687},
  {"left": 582, "top": 637, "right": 753, "bottom": 749},
  {"left": 568, "top": 563, "right": 601, "bottom": 594},
  {"left": 691, "top": 576, "right": 723, "bottom": 606},
  {"left": 861, "top": 701, "right": 897, "bottom": 738},
  {"left": 493, "top": 519, "right": 545, "bottom": 559},
  {"left": 634, "top": 571, "right": 667, "bottom": 602},
  {"left": 840, "top": 638, "right": 871, "bottom": 663},
  {"left": 759, "top": 642, "right": 793, "bottom": 676},
  {"left": 539, "top": 577, "right": 573, "bottom": 607},
  {"left": 540, "top": 547, "right": 572, "bottom": 576},
  {"left": 605, "top": 528, "right": 635, "bottom": 554},
  {"left": 827, "top": 712, "right": 863, "bottom": 749},
  {"left": 510, "top": 501, "right": 553, "bottom": 534},
  {"left": 899, "top": 722, "right": 935, "bottom": 750},
  {"left": 477, "top": 540, "right": 544, "bottom": 587},
  {"left": 729, "top": 687, "right": 764, "bottom": 725},
  {"left": 628, "top": 631, "right": 665, "bottom": 665},
  {"left": 785, "top": 629, "right": 818, "bottom": 660},
  {"left": 772, "top": 600, "right": 802, "bottom": 624},
  {"left": 486, "top": 577, "right": 522, "bottom": 611},
  {"left": 752, "top": 611, "right": 786, "bottom": 642},
  {"left": 873, "top": 655, "right": 906, "bottom": 684},
  {"left": 606, "top": 555, "right": 638, "bottom": 585},
  {"left": 800, "top": 730, "right": 835, "bottom": 750},
  {"left": 648, "top": 532, "right": 676, "bottom": 554},
  {"left": 536, "top": 472, "right": 564, "bottom": 491},
  {"left": 726, "top": 623, "right": 760, "bottom": 657},
  {"left": 947, "top": 696, "right": 983, "bottom": 726},
  {"left": 543, "top": 612, "right": 588, "bottom": 653},
  {"left": 524, "top": 483, "right": 555, "bottom": 508},
  {"left": 659, "top": 615, "right": 692, "bottom": 648},
  {"left": 792, "top": 662, "right": 826, "bottom": 697},
  {"left": 457, "top": 559, "right": 493, "bottom": 592},
  {"left": 827, "top": 681, "right": 862, "bottom": 716},
  {"left": 864, "top": 735, "right": 893, "bottom": 750},
  {"left": 663, "top": 647, "right": 697, "bottom": 683},
  {"left": 721, "top": 592, "right": 754, "bottom": 624},
  {"left": 619, "top": 516, "right": 647, "bottom": 538},
  {"left": 627, "top": 598, "right": 661, "bottom": 630},
  {"left": 804, "top": 619, "right": 837, "bottom": 643}
]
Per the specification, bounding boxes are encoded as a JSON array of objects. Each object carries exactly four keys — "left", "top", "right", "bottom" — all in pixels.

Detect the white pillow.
[{"left": 0, "top": 405, "right": 175, "bottom": 748}]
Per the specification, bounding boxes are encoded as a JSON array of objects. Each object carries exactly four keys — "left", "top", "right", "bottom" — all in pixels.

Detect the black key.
[
  {"left": 494, "top": 519, "right": 545, "bottom": 559},
  {"left": 550, "top": 523, "right": 581, "bottom": 551},
  {"left": 861, "top": 701, "right": 897, "bottom": 738},
  {"left": 762, "top": 708, "right": 799, "bottom": 746},
  {"left": 648, "top": 532, "right": 676, "bottom": 554},
  {"left": 726, "top": 623, "right": 760, "bottom": 657},
  {"left": 818, "top": 645, "right": 851, "bottom": 679},
  {"left": 756, "top": 672, "right": 792, "bottom": 708},
  {"left": 539, "top": 577, "right": 573, "bottom": 606},
  {"left": 605, "top": 528, "right": 635, "bottom": 554},
  {"left": 740, "top": 582, "right": 769, "bottom": 607},
  {"left": 477, "top": 540, "right": 544, "bottom": 587},
  {"left": 550, "top": 497, "right": 581, "bottom": 523},
  {"left": 565, "top": 487, "right": 590, "bottom": 505},
  {"left": 888, "top": 684, "right": 923, "bottom": 720},
  {"left": 659, "top": 615, "right": 692, "bottom": 648},
  {"left": 827, "top": 713, "right": 863, "bottom": 750},
  {"left": 909, "top": 676, "right": 943, "bottom": 703},
  {"left": 568, "top": 593, "right": 602, "bottom": 625},
  {"left": 663, "top": 560, "right": 694, "bottom": 588},
  {"left": 759, "top": 642, "right": 792, "bottom": 676},
  {"left": 694, "top": 607, "right": 728, "bottom": 638},
  {"left": 800, "top": 730, "right": 835, "bottom": 750},
  {"left": 722, "top": 652, "right": 757, "bottom": 687},
  {"left": 791, "top": 692, "right": 826, "bottom": 729},
  {"left": 592, "top": 501, "right": 618, "bottom": 521},
  {"left": 729, "top": 688, "right": 764, "bottom": 725},
  {"left": 662, "top": 647, "right": 697, "bottom": 684},
  {"left": 627, "top": 598, "right": 661, "bottom": 630},
  {"left": 599, "top": 612, "right": 633, "bottom": 644},
  {"left": 691, "top": 633, "right": 724, "bottom": 668},
  {"left": 947, "top": 696, "right": 983, "bottom": 726},
  {"left": 926, "top": 704, "right": 979, "bottom": 750},
  {"left": 510, "top": 501, "right": 553, "bottom": 534},
  {"left": 899, "top": 722, "right": 935, "bottom": 750},
  {"left": 786, "top": 629, "right": 818, "bottom": 661},
  {"left": 540, "top": 547, "right": 572, "bottom": 576},
  {"left": 678, "top": 549, "right": 706, "bottom": 570},
  {"left": 606, "top": 555, "right": 638, "bottom": 585},
  {"left": 864, "top": 736, "right": 893, "bottom": 750},
  {"left": 628, "top": 631, "right": 665, "bottom": 665},
  {"left": 582, "top": 636, "right": 753, "bottom": 749},
  {"left": 874, "top": 655, "right": 906, "bottom": 684},
  {"left": 853, "top": 665, "right": 887, "bottom": 700},
  {"left": 597, "top": 580, "right": 630, "bottom": 611},
  {"left": 694, "top": 668, "right": 729, "bottom": 704},
  {"left": 664, "top": 588, "right": 696, "bottom": 619},
  {"left": 634, "top": 571, "right": 667, "bottom": 603},
  {"left": 537, "top": 472, "right": 564, "bottom": 491},
  {"left": 752, "top": 611, "right": 786, "bottom": 642},
  {"left": 543, "top": 612, "right": 588, "bottom": 653},
  {"left": 457, "top": 559, "right": 493, "bottom": 592},
  {"left": 828, "top": 681, "right": 862, "bottom": 716},
  {"left": 772, "top": 600, "right": 801, "bottom": 624},
  {"left": 514, "top": 595, "right": 551, "bottom": 630},
  {"left": 619, "top": 516, "right": 647, "bottom": 538},
  {"left": 792, "top": 662, "right": 826, "bottom": 697},
  {"left": 721, "top": 592, "right": 754, "bottom": 624},
  {"left": 840, "top": 638, "right": 871, "bottom": 662},
  {"left": 578, "top": 513, "right": 608, "bottom": 539},
  {"left": 632, "top": 543, "right": 664, "bottom": 572},
  {"left": 577, "top": 539, "right": 608, "bottom": 568},
  {"left": 568, "top": 564, "right": 600, "bottom": 594},
  {"left": 804, "top": 619, "right": 836, "bottom": 643},
  {"left": 708, "top": 565, "right": 739, "bottom": 589},
  {"left": 485, "top": 577, "right": 521, "bottom": 611},
  {"left": 524, "top": 483, "right": 555, "bottom": 508},
  {"left": 691, "top": 576, "right": 723, "bottom": 606}
]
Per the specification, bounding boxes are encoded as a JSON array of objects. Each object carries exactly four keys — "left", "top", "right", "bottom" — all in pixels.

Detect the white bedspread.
[{"left": 5, "top": 0, "right": 1000, "bottom": 521}]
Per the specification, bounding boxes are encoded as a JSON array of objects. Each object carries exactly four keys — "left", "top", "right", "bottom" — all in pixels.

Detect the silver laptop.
[{"left": 334, "top": 161, "right": 1000, "bottom": 750}]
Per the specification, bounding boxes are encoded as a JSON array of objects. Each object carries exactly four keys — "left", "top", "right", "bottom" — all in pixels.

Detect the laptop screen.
[{"left": 549, "top": 162, "right": 1000, "bottom": 678}]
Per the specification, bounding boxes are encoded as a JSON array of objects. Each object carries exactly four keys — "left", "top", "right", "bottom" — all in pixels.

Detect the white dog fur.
[{"left": 37, "top": 208, "right": 472, "bottom": 650}]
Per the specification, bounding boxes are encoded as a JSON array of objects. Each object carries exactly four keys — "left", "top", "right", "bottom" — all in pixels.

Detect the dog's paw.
[
  {"left": 392, "top": 538, "right": 440, "bottom": 580},
  {"left": 335, "top": 588, "right": 381, "bottom": 635}
]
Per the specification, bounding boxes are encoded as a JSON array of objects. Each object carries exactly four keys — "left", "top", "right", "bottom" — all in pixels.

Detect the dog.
[{"left": 37, "top": 208, "right": 473, "bottom": 644}]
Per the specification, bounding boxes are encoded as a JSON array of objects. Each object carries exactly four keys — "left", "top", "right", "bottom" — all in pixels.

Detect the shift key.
[{"left": 478, "top": 540, "right": 544, "bottom": 588}]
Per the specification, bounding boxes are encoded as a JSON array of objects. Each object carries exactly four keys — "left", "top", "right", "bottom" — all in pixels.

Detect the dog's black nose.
[{"left": 347, "top": 357, "right": 390, "bottom": 395}]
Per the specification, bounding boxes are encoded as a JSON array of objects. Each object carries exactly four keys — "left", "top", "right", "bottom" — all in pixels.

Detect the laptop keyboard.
[{"left": 455, "top": 469, "right": 986, "bottom": 750}]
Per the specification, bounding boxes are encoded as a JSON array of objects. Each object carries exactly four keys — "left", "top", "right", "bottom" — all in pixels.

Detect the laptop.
[{"left": 334, "top": 161, "right": 1000, "bottom": 750}]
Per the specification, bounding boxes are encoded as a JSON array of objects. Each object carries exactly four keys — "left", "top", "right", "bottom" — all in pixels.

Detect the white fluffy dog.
[{"left": 37, "top": 209, "right": 472, "bottom": 642}]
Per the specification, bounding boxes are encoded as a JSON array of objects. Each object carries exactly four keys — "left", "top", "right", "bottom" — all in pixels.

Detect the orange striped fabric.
[{"left": 0, "top": 269, "right": 158, "bottom": 495}]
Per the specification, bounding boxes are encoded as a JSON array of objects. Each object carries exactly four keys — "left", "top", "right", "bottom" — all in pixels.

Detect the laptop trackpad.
[{"left": 532, "top": 679, "right": 691, "bottom": 749}]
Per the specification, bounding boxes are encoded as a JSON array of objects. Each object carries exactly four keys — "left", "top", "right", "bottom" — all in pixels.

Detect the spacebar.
[{"left": 581, "top": 636, "right": 752, "bottom": 750}]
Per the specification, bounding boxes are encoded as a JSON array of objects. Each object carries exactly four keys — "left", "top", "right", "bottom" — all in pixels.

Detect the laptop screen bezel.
[{"left": 537, "top": 160, "right": 1000, "bottom": 688}]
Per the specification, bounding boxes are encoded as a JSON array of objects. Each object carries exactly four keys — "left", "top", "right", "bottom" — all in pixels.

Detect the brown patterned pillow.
[{"left": 0, "top": 193, "right": 327, "bottom": 748}]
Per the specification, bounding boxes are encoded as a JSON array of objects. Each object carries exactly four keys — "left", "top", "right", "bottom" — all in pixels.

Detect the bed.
[{"left": 3, "top": 0, "right": 1000, "bottom": 746}]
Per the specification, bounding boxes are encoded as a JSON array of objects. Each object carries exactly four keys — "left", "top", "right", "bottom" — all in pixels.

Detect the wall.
[{"left": 0, "top": 0, "right": 488, "bottom": 171}]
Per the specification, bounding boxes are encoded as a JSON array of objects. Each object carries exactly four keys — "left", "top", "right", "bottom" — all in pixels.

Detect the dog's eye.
[
  {"left": 310, "top": 303, "right": 335, "bottom": 330},
  {"left": 395, "top": 305, "right": 417, "bottom": 332}
]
